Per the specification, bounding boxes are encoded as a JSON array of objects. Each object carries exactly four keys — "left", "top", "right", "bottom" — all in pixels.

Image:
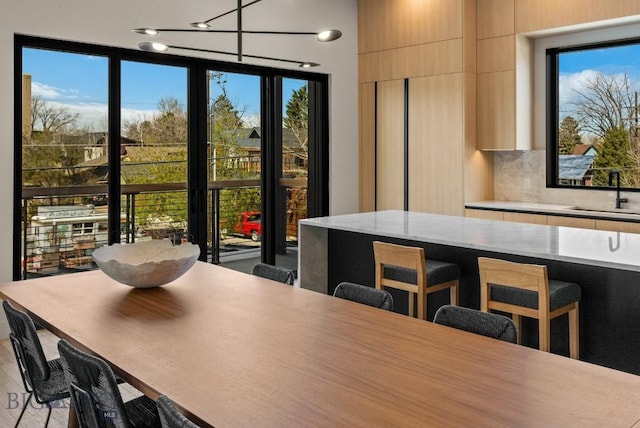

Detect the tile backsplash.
[{"left": 493, "top": 150, "right": 639, "bottom": 210}]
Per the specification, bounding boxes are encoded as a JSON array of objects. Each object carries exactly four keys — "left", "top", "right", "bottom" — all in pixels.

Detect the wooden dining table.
[{"left": 2, "top": 261, "right": 640, "bottom": 427}]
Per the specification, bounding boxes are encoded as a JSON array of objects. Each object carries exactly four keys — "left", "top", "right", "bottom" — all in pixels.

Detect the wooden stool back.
[
  {"left": 373, "top": 241, "right": 427, "bottom": 319},
  {"left": 478, "top": 257, "right": 579, "bottom": 359}
]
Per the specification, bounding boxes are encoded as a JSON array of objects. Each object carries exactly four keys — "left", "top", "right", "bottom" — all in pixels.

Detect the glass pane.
[
  {"left": 21, "top": 48, "right": 108, "bottom": 278},
  {"left": 556, "top": 43, "right": 640, "bottom": 188},
  {"left": 207, "top": 71, "right": 262, "bottom": 268},
  {"left": 276, "top": 78, "right": 309, "bottom": 274},
  {"left": 121, "top": 61, "right": 188, "bottom": 245}
]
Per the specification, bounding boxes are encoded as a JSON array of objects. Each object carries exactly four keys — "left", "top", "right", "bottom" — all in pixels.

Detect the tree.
[
  {"left": 123, "top": 96, "right": 187, "bottom": 146},
  {"left": 210, "top": 92, "right": 245, "bottom": 180},
  {"left": 558, "top": 116, "right": 582, "bottom": 155},
  {"left": 568, "top": 72, "right": 640, "bottom": 187},
  {"left": 283, "top": 85, "right": 308, "bottom": 154},
  {"left": 591, "top": 127, "right": 635, "bottom": 187},
  {"left": 570, "top": 72, "right": 636, "bottom": 140},
  {"left": 22, "top": 97, "right": 85, "bottom": 188},
  {"left": 122, "top": 97, "right": 189, "bottom": 227}
]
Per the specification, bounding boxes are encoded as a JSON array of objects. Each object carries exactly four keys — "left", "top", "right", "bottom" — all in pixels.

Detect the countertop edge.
[{"left": 465, "top": 201, "right": 640, "bottom": 222}]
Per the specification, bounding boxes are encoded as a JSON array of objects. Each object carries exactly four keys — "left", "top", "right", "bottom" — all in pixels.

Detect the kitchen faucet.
[{"left": 608, "top": 170, "right": 628, "bottom": 209}]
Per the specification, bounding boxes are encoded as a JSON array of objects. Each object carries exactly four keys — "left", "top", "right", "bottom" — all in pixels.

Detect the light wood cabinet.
[
  {"left": 409, "top": 74, "right": 464, "bottom": 216},
  {"left": 596, "top": 220, "right": 640, "bottom": 234},
  {"left": 359, "top": 82, "right": 376, "bottom": 212},
  {"left": 476, "top": 0, "right": 514, "bottom": 39},
  {"left": 503, "top": 212, "right": 546, "bottom": 224},
  {"left": 545, "top": 216, "right": 596, "bottom": 229},
  {"left": 376, "top": 80, "right": 405, "bottom": 210},
  {"left": 465, "top": 209, "right": 504, "bottom": 220},
  {"left": 477, "top": 71, "right": 515, "bottom": 150}
]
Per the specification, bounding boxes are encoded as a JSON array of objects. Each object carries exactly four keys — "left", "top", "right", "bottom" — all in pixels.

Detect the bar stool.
[
  {"left": 477, "top": 257, "right": 581, "bottom": 359},
  {"left": 373, "top": 241, "right": 460, "bottom": 320}
]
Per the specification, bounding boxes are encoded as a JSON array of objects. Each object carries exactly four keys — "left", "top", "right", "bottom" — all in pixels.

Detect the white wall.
[{"left": 0, "top": 0, "right": 358, "bottom": 338}]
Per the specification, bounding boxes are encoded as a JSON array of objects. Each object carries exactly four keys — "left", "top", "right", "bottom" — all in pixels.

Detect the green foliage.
[
  {"left": 592, "top": 127, "right": 636, "bottom": 187},
  {"left": 558, "top": 116, "right": 582, "bottom": 155},
  {"left": 211, "top": 93, "right": 246, "bottom": 181},
  {"left": 122, "top": 97, "right": 189, "bottom": 225},
  {"left": 283, "top": 85, "right": 309, "bottom": 156}
]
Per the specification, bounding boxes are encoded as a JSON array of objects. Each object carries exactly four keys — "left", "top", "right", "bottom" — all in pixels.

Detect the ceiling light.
[
  {"left": 190, "top": 22, "right": 211, "bottom": 29},
  {"left": 157, "top": 44, "right": 318, "bottom": 68},
  {"left": 316, "top": 30, "right": 342, "bottom": 42},
  {"left": 132, "top": 28, "right": 160, "bottom": 36},
  {"left": 132, "top": 0, "right": 339, "bottom": 67},
  {"left": 138, "top": 42, "right": 169, "bottom": 52}
]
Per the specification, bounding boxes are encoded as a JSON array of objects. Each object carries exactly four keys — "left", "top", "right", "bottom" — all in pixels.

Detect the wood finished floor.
[{"left": 0, "top": 329, "right": 143, "bottom": 428}]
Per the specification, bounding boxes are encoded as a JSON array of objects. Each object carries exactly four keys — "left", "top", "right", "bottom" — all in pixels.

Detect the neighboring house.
[
  {"left": 74, "top": 127, "right": 307, "bottom": 184},
  {"left": 230, "top": 127, "right": 307, "bottom": 176},
  {"left": 572, "top": 144, "right": 598, "bottom": 157},
  {"left": 559, "top": 155, "right": 595, "bottom": 186},
  {"left": 74, "top": 136, "right": 144, "bottom": 183}
]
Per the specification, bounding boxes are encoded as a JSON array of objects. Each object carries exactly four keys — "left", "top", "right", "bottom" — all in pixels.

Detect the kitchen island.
[{"left": 299, "top": 210, "right": 640, "bottom": 374}]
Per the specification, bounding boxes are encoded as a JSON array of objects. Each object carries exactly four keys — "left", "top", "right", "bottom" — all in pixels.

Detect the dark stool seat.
[
  {"left": 385, "top": 259, "right": 461, "bottom": 288},
  {"left": 490, "top": 279, "right": 581, "bottom": 312}
]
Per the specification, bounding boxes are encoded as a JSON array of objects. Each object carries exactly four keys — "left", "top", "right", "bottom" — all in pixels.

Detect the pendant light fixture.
[{"left": 133, "top": 0, "right": 342, "bottom": 68}]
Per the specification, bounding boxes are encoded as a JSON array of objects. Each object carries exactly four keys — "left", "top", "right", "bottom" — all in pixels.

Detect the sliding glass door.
[
  {"left": 19, "top": 47, "right": 108, "bottom": 278},
  {"left": 206, "top": 71, "right": 263, "bottom": 265},
  {"left": 15, "top": 35, "right": 329, "bottom": 280},
  {"left": 120, "top": 61, "right": 188, "bottom": 245}
]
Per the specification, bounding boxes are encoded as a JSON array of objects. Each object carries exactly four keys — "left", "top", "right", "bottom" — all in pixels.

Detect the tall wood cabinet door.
[
  {"left": 408, "top": 74, "right": 464, "bottom": 215},
  {"left": 376, "top": 79, "right": 405, "bottom": 210},
  {"left": 359, "top": 82, "right": 375, "bottom": 212}
]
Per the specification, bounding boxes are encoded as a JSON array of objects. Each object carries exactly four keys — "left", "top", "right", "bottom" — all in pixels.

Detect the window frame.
[
  {"left": 546, "top": 36, "right": 640, "bottom": 192},
  {"left": 14, "top": 34, "right": 330, "bottom": 279}
]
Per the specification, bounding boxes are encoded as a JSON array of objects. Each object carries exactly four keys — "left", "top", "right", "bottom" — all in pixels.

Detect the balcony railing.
[{"left": 20, "top": 179, "right": 307, "bottom": 279}]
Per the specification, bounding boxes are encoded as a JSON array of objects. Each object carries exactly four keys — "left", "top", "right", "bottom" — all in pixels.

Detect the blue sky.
[
  {"left": 558, "top": 42, "right": 640, "bottom": 120},
  {"left": 23, "top": 47, "right": 306, "bottom": 131},
  {"left": 560, "top": 44, "right": 640, "bottom": 77}
]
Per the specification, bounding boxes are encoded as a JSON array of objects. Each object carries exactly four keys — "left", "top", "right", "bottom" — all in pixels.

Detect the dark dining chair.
[
  {"left": 251, "top": 263, "right": 295, "bottom": 285},
  {"left": 2, "top": 300, "right": 70, "bottom": 428},
  {"left": 433, "top": 304, "right": 517, "bottom": 343},
  {"left": 333, "top": 281, "right": 394, "bottom": 311},
  {"left": 157, "top": 395, "right": 200, "bottom": 428},
  {"left": 57, "top": 339, "right": 161, "bottom": 428}
]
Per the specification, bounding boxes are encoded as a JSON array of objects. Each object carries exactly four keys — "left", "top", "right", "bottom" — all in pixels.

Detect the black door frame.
[{"left": 13, "top": 34, "right": 329, "bottom": 279}]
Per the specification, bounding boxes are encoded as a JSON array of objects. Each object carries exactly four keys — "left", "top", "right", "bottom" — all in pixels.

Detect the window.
[
  {"left": 547, "top": 38, "right": 640, "bottom": 190},
  {"left": 15, "top": 35, "right": 329, "bottom": 280}
]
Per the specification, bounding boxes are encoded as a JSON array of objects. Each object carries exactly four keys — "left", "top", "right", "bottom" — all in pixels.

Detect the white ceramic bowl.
[{"left": 92, "top": 240, "right": 200, "bottom": 288}]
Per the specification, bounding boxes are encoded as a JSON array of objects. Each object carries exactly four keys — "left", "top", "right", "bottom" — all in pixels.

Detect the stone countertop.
[
  {"left": 465, "top": 201, "right": 640, "bottom": 222},
  {"left": 300, "top": 210, "right": 640, "bottom": 272}
]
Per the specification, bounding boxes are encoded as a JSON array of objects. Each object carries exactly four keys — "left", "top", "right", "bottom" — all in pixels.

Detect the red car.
[{"left": 234, "top": 211, "right": 262, "bottom": 241}]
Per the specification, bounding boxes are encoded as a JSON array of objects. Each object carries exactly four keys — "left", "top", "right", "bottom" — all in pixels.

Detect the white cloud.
[
  {"left": 558, "top": 69, "right": 599, "bottom": 107},
  {"left": 558, "top": 69, "right": 640, "bottom": 117},
  {"left": 31, "top": 81, "right": 63, "bottom": 99}
]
